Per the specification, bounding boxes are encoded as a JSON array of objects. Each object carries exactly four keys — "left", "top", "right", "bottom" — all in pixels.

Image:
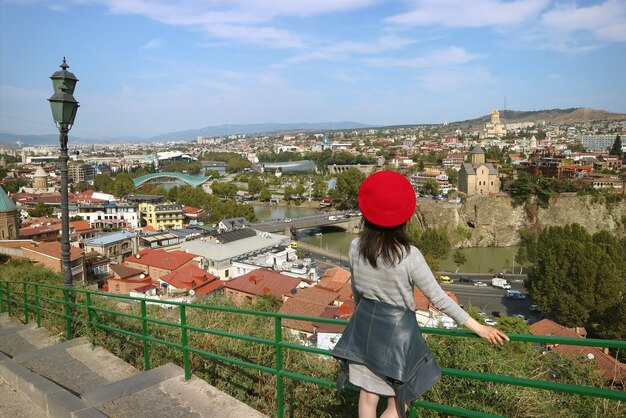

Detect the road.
[{"left": 439, "top": 280, "right": 541, "bottom": 323}]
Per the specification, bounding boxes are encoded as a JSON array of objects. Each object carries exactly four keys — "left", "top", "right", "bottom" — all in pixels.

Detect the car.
[
  {"left": 529, "top": 304, "right": 542, "bottom": 312},
  {"left": 491, "top": 311, "right": 501, "bottom": 317},
  {"left": 478, "top": 311, "right": 486, "bottom": 317},
  {"left": 485, "top": 319, "right": 497, "bottom": 326},
  {"left": 474, "top": 281, "right": 487, "bottom": 287},
  {"left": 438, "top": 275, "right": 454, "bottom": 284},
  {"left": 458, "top": 276, "right": 473, "bottom": 283},
  {"left": 515, "top": 314, "right": 527, "bottom": 321},
  {"left": 496, "top": 272, "right": 506, "bottom": 278},
  {"left": 284, "top": 218, "right": 292, "bottom": 223},
  {"left": 327, "top": 215, "right": 337, "bottom": 221}
]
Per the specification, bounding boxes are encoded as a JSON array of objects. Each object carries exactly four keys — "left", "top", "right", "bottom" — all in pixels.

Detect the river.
[{"left": 253, "top": 204, "right": 529, "bottom": 274}]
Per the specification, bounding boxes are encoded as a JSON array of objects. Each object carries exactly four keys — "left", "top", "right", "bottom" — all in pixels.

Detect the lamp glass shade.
[{"left": 49, "top": 92, "right": 79, "bottom": 125}]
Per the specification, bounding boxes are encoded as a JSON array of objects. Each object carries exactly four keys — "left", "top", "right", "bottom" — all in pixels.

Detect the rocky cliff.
[{"left": 414, "top": 194, "right": 626, "bottom": 247}]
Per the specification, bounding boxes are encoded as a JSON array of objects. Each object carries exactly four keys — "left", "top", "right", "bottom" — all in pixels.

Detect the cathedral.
[
  {"left": 0, "top": 186, "right": 19, "bottom": 240},
  {"left": 458, "top": 146, "right": 500, "bottom": 196}
]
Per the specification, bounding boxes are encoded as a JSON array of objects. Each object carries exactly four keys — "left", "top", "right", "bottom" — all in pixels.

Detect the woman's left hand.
[{"left": 464, "top": 317, "right": 509, "bottom": 347}]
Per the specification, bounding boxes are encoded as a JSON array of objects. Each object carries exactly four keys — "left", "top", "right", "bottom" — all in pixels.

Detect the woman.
[{"left": 333, "top": 171, "right": 508, "bottom": 418}]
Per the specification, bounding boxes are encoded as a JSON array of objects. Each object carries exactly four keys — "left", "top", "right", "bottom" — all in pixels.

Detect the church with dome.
[
  {"left": 0, "top": 186, "right": 19, "bottom": 240},
  {"left": 484, "top": 109, "right": 505, "bottom": 138},
  {"left": 458, "top": 146, "right": 500, "bottom": 196}
]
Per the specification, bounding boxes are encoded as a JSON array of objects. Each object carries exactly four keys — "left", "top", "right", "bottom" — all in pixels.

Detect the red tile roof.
[
  {"left": 160, "top": 265, "right": 220, "bottom": 295},
  {"left": 413, "top": 289, "right": 459, "bottom": 312},
  {"left": 19, "top": 224, "right": 61, "bottom": 237},
  {"left": 110, "top": 263, "right": 146, "bottom": 279},
  {"left": 320, "top": 267, "right": 351, "bottom": 284},
  {"left": 125, "top": 248, "right": 197, "bottom": 271},
  {"left": 70, "top": 220, "right": 94, "bottom": 233},
  {"left": 530, "top": 319, "right": 624, "bottom": 383},
  {"left": 225, "top": 268, "right": 304, "bottom": 299},
  {"left": 288, "top": 286, "right": 338, "bottom": 306},
  {"left": 279, "top": 298, "right": 330, "bottom": 333},
  {"left": 21, "top": 241, "right": 83, "bottom": 261}
]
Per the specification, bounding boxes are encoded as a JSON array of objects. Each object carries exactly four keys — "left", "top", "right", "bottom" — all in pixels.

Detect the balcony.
[{"left": 1, "top": 280, "right": 624, "bottom": 418}]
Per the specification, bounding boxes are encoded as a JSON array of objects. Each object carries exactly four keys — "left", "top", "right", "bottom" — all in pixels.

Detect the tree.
[
  {"left": 609, "top": 134, "right": 622, "bottom": 157},
  {"left": 525, "top": 224, "right": 625, "bottom": 335},
  {"left": 111, "top": 173, "right": 135, "bottom": 197},
  {"left": 421, "top": 179, "right": 440, "bottom": 196},
  {"left": 312, "top": 178, "right": 327, "bottom": 199},
  {"left": 452, "top": 249, "right": 467, "bottom": 273},
  {"left": 283, "top": 185, "right": 295, "bottom": 202},
  {"left": 27, "top": 202, "right": 53, "bottom": 218},
  {"left": 248, "top": 176, "right": 264, "bottom": 196},
  {"left": 211, "top": 181, "right": 238, "bottom": 198},
  {"left": 330, "top": 168, "right": 366, "bottom": 209},
  {"left": 94, "top": 174, "right": 114, "bottom": 194},
  {"left": 258, "top": 188, "right": 272, "bottom": 202},
  {"left": 2, "top": 179, "right": 26, "bottom": 193}
]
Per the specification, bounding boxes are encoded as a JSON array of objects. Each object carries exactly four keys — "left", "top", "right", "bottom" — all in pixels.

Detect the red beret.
[{"left": 358, "top": 171, "right": 416, "bottom": 227}]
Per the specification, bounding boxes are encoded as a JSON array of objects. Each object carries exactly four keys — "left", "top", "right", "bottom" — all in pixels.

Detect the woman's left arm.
[{"left": 463, "top": 317, "right": 509, "bottom": 347}]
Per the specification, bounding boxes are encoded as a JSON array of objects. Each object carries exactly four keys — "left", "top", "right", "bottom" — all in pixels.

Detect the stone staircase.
[{"left": 0, "top": 313, "right": 268, "bottom": 417}]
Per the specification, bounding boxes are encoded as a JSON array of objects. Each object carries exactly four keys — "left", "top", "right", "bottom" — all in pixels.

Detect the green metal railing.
[{"left": 1, "top": 280, "right": 624, "bottom": 418}]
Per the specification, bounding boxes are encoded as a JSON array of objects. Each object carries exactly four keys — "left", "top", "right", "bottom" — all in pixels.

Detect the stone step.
[
  {"left": 0, "top": 314, "right": 270, "bottom": 417},
  {"left": 0, "top": 312, "right": 26, "bottom": 329},
  {"left": 0, "top": 323, "right": 58, "bottom": 358},
  {"left": 1, "top": 351, "right": 106, "bottom": 417},
  {"left": 83, "top": 363, "right": 268, "bottom": 417},
  {"left": 13, "top": 337, "right": 140, "bottom": 397}
]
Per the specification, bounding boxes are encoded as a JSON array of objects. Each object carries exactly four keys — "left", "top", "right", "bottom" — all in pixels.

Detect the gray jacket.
[{"left": 332, "top": 297, "right": 441, "bottom": 416}]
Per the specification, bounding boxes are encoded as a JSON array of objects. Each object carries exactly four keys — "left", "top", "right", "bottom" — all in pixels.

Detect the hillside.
[{"left": 455, "top": 107, "right": 626, "bottom": 127}]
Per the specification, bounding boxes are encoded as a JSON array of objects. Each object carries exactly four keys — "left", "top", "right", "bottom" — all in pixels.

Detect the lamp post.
[{"left": 48, "top": 58, "right": 79, "bottom": 288}]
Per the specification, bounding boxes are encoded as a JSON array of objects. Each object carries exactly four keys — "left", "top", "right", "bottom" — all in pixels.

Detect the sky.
[{"left": 0, "top": 0, "right": 625, "bottom": 140}]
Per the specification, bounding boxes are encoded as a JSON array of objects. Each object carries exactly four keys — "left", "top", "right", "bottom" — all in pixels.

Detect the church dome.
[
  {"left": 491, "top": 109, "right": 499, "bottom": 116},
  {"left": 34, "top": 166, "right": 48, "bottom": 178},
  {"left": 0, "top": 186, "right": 17, "bottom": 212}
]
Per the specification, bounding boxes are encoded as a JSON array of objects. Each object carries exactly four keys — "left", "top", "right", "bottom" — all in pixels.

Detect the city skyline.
[{"left": 1, "top": 0, "right": 625, "bottom": 140}]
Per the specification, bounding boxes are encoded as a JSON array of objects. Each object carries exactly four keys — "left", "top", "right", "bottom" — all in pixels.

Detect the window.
[
  {"left": 115, "top": 284, "right": 120, "bottom": 292},
  {"left": 224, "top": 270, "right": 229, "bottom": 278}
]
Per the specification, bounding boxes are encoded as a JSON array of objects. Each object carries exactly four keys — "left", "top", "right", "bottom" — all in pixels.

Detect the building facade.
[{"left": 139, "top": 202, "right": 184, "bottom": 230}]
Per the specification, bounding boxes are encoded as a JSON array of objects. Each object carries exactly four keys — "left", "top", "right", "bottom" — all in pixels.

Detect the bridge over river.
[{"left": 250, "top": 212, "right": 362, "bottom": 235}]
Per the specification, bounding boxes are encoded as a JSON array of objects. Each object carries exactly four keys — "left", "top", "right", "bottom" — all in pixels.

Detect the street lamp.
[{"left": 48, "top": 57, "right": 79, "bottom": 288}]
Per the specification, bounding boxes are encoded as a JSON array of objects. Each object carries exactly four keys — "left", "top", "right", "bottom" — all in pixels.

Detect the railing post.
[
  {"left": 0, "top": 281, "right": 4, "bottom": 313},
  {"left": 22, "top": 282, "right": 29, "bottom": 324},
  {"left": 63, "top": 288, "right": 72, "bottom": 340},
  {"left": 6, "top": 282, "right": 12, "bottom": 317},
  {"left": 85, "top": 292, "right": 93, "bottom": 337},
  {"left": 35, "top": 284, "right": 41, "bottom": 328},
  {"left": 141, "top": 300, "right": 151, "bottom": 371},
  {"left": 275, "top": 316, "right": 284, "bottom": 418},
  {"left": 408, "top": 403, "right": 417, "bottom": 418},
  {"left": 180, "top": 305, "right": 191, "bottom": 380}
]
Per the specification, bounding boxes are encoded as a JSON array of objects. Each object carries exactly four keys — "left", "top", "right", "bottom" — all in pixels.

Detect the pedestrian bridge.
[{"left": 132, "top": 172, "right": 210, "bottom": 188}]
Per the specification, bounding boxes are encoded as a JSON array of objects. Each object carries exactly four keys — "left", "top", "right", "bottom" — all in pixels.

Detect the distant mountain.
[
  {"left": 455, "top": 108, "right": 626, "bottom": 126},
  {"left": 147, "top": 121, "right": 372, "bottom": 141}
]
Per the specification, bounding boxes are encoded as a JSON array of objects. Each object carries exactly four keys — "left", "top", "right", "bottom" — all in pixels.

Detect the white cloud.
[
  {"left": 141, "top": 38, "right": 163, "bottom": 49},
  {"left": 540, "top": 0, "right": 626, "bottom": 42},
  {"left": 365, "top": 46, "right": 480, "bottom": 69},
  {"left": 386, "top": 0, "right": 549, "bottom": 28},
  {"left": 416, "top": 65, "right": 493, "bottom": 94}
]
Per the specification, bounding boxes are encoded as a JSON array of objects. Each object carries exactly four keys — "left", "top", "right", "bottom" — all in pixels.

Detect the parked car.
[
  {"left": 529, "top": 304, "right": 542, "bottom": 312},
  {"left": 474, "top": 281, "right": 487, "bottom": 287},
  {"left": 283, "top": 218, "right": 292, "bottom": 223},
  {"left": 478, "top": 311, "right": 486, "bottom": 317},
  {"left": 485, "top": 319, "right": 497, "bottom": 326},
  {"left": 491, "top": 311, "right": 501, "bottom": 317},
  {"left": 438, "top": 275, "right": 454, "bottom": 284},
  {"left": 515, "top": 314, "right": 527, "bottom": 321},
  {"left": 458, "top": 276, "right": 473, "bottom": 283}
]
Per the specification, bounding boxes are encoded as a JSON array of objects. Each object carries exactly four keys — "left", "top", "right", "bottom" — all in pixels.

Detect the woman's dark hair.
[{"left": 358, "top": 218, "right": 411, "bottom": 268}]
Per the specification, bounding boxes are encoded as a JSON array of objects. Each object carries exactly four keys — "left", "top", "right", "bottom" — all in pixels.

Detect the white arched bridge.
[{"left": 132, "top": 172, "right": 210, "bottom": 188}]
